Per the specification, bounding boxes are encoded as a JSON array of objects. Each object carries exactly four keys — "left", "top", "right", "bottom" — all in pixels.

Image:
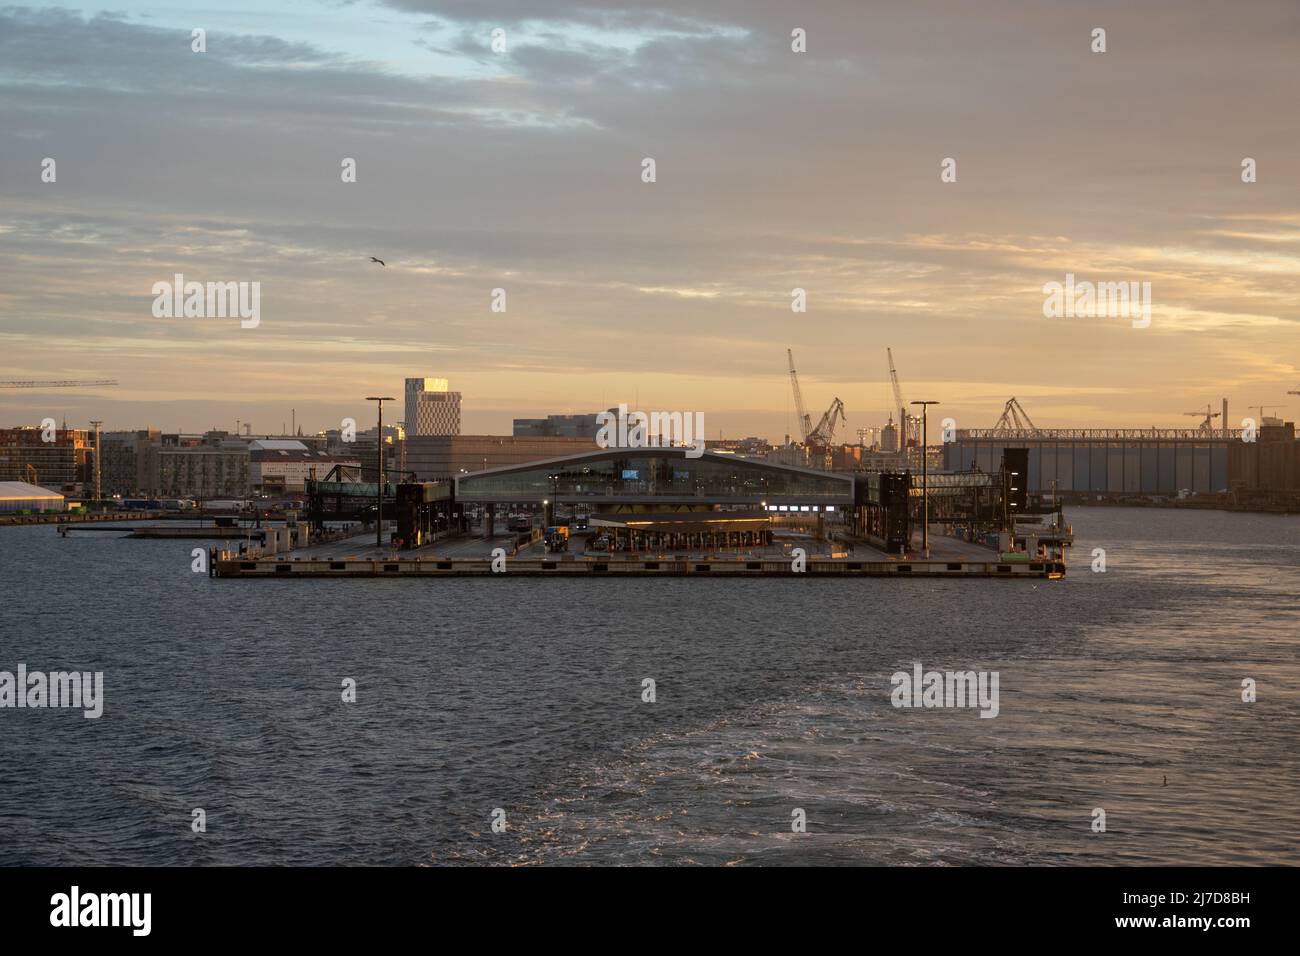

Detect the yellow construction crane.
[
  {"left": 1184, "top": 404, "right": 1221, "bottom": 432},
  {"left": 0, "top": 380, "right": 118, "bottom": 388}
]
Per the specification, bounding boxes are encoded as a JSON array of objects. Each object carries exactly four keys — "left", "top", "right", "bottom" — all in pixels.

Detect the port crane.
[
  {"left": 786, "top": 349, "right": 847, "bottom": 466},
  {"left": 786, "top": 349, "right": 814, "bottom": 443},
  {"left": 786, "top": 350, "right": 847, "bottom": 444},
  {"left": 1184, "top": 404, "right": 1221, "bottom": 433},
  {"left": 808, "top": 396, "right": 847, "bottom": 446},
  {"left": 886, "top": 348, "right": 920, "bottom": 447},
  {"left": 991, "top": 397, "right": 1041, "bottom": 436},
  {"left": 0, "top": 380, "right": 119, "bottom": 388}
]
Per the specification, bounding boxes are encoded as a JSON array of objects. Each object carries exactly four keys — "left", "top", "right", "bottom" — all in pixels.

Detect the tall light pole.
[
  {"left": 366, "top": 396, "right": 395, "bottom": 550},
  {"left": 547, "top": 472, "right": 560, "bottom": 527},
  {"left": 89, "top": 420, "right": 102, "bottom": 509},
  {"left": 911, "top": 401, "right": 939, "bottom": 558}
]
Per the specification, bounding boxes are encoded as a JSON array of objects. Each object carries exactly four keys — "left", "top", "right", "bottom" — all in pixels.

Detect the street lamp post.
[
  {"left": 547, "top": 473, "right": 560, "bottom": 527},
  {"left": 910, "top": 400, "right": 939, "bottom": 558},
  {"left": 365, "top": 396, "right": 395, "bottom": 551}
]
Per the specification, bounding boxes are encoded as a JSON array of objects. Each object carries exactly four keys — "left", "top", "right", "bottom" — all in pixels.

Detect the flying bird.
[{"left": 369, "top": 257, "right": 385, "bottom": 266}]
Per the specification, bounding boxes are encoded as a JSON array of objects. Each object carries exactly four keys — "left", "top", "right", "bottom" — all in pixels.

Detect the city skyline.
[
  {"left": 2, "top": 1, "right": 1299, "bottom": 437},
  {"left": 0, "top": 377, "right": 1294, "bottom": 441}
]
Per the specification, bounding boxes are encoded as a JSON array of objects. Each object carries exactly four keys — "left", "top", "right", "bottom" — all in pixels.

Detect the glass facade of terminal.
[
  {"left": 457, "top": 453, "right": 853, "bottom": 502},
  {"left": 943, "top": 441, "right": 1229, "bottom": 495}
]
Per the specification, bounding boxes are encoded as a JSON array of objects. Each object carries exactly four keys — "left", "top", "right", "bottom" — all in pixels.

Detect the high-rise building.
[
  {"left": 0, "top": 426, "right": 91, "bottom": 490},
  {"left": 100, "top": 428, "right": 161, "bottom": 495},
  {"left": 880, "top": 417, "right": 900, "bottom": 453},
  {"left": 405, "top": 377, "right": 461, "bottom": 436}
]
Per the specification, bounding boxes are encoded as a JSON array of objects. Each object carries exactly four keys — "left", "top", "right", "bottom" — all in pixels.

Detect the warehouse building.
[
  {"left": 248, "top": 440, "right": 361, "bottom": 492},
  {"left": 0, "top": 481, "right": 66, "bottom": 513},
  {"left": 944, "top": 421, "right": 1300, "bottom": 497},
  {"left": 944, "top": 430, "right": 1229, "bottom": 496}
]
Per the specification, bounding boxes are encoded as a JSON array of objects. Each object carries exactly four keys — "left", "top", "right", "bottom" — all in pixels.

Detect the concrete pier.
[{"left": 214, "top": 554, "right": 1065, "bottom": 579}]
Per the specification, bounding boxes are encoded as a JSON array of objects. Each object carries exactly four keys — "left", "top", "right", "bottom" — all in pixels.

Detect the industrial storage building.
[
  {"left": 0, "top": 481, "right": 66, "bottom": 513},
  {"left": 944, "top": 433, "right": 1230, "bottom": 495},
  {"left": 943, "top": 422, "right": 1300, "bottom": 497}
]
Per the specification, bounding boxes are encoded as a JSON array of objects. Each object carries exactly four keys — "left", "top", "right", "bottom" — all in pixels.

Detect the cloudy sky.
[{"left": 1, "top": 0, "right": 1298, "bottom": 438}]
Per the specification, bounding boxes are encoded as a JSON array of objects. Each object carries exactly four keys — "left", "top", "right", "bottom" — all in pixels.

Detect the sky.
[{"left": 1, "top": 0, "right": 1298, "bottom": 439}]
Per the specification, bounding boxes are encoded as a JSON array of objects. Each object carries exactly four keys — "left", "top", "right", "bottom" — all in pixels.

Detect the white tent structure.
[{"left": 0, "top": 481, "right": 65, "bottom": 513}]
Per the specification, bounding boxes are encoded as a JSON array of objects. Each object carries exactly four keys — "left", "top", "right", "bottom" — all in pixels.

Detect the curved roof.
[
  {"left": 454, "top": 447, "right": 853, "bottom": 505},
  {"left": 461, "top": 446, "right": 846, "bottom": 480}
]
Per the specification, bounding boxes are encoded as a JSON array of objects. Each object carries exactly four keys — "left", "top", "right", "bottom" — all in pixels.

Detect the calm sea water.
[{"left": 1, "top": 508, "right": 1296, "bottom": 865}]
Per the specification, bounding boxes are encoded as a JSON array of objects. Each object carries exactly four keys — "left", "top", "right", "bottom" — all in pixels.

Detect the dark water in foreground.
[{"left": 1, "top": 508, "right": 1296, "bottom": 865}]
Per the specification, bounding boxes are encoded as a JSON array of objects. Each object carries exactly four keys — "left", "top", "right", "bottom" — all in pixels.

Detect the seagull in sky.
[{"left": 369, "top": 256, "right": 385, "bottom": 266}]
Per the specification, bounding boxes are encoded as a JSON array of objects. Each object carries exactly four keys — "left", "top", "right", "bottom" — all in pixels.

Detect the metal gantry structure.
[
  {"left": 990, "top": 397, "right": 1040, "bottom": 436},
  {"left": 808, "top": 397, "right": 847, "bottom": 446}
]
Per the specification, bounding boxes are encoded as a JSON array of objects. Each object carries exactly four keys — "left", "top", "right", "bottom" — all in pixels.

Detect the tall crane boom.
[
  {"left": 0, "top": 377, "right": 119, "bottom": 385},
  {"left": 886, "top": 348, "right": 906, "bottom": 424},
  {"left": 787, "top": 349, "right": 813, "bottom": 442},
  {"left": 886, "top": 348, "right": 917, "bottom": 446},
  {"left": 809, "top": 397, "right": 847, "bottom": 446}
]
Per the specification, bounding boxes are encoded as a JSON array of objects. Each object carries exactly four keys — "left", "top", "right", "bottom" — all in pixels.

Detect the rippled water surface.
[{"left": 1, "top": 508, "right": 1297, "bottom": 865}]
